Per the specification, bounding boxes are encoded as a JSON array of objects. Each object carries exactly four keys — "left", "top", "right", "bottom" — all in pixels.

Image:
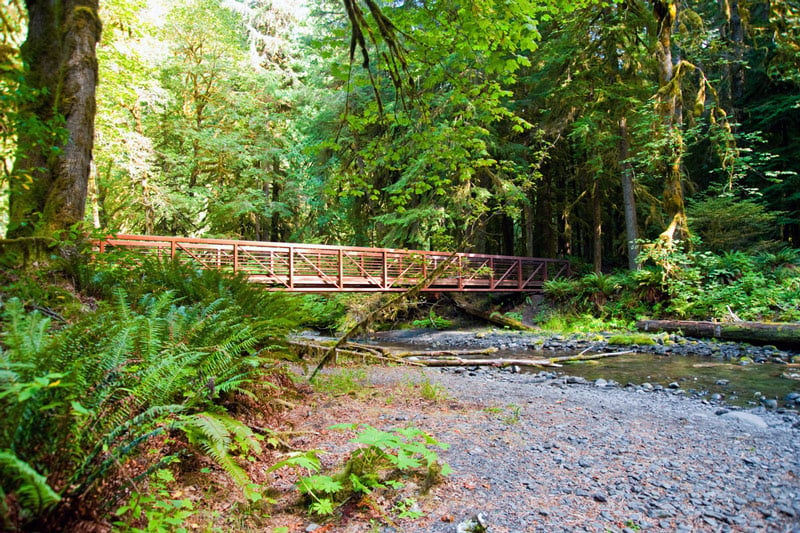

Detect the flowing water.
[
  {"left": 546, "top": 352, "right": 800, "bottom": 407},
  {"left": 372, "top": 337, "right": 800, "bottom": 407}
]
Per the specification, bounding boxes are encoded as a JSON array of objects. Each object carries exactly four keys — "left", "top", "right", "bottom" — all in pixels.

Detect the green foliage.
[
  {"left": 0, "top": 451, "right": 61, "bottom": 521},
  {"left": 543, "top": 278, "right": 582, "bottom": 305},
  {"left": 503, "top": 311, "right": 524, "bottom": 322},
  {"left": 311, "top": 368, "right": 369, "bottom": 396},
  {"left": 501, "top": 404, "right": 522, "bottom": 426},
  {"left": 0, "top": 280, "right": 290, "bottom": 528},
  {"left": 688, "top": 196, "right": 782, "bottom": 253},
  {"left": 393, "top": 498, "right": 423, "bottom": 519},
  {"left": 542, "top": 239, "right": 799, "bottom": 324},
  {"left": 81, "top": 253, "right": 303, "bottom": 342},
  {"left": 114, "top": 468, "right": 197, "bottom": 533},
  {"left": 411, "top": 310, "right": 452, "bottom": 330},
  {"left": 177, "top": 412, "right": 264, "bottom": 502},
  {"left": 296, "top": 294, "right": 350, "bottom": 331},
  {"left": 269, "top": 424, "right": 450, "bottom": 520},
  {"left": 418, "top": 377, "right": 448, "bottom": 402}
]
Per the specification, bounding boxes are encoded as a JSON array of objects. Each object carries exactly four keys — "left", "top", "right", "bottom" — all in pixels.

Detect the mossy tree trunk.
[
  {"left": 652, "top": 0, "right": 688, "bottom": 245},
  {"left": 637, "top": 320, "right": 800, "bottom": 350},
  {"left": 7, "top": 1, "right": 101, "bottom": 238}
]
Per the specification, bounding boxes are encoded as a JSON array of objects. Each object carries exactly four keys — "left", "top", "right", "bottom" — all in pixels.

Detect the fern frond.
[
  {"left": 220, "top": 415, "right": 262, "bottom": 456},
  {"left": 112, "top": 288, "right": 132, "bottom": 322},
  {"left": 177, "top": 412, "right": 257, "bottom": 489},
  {"left": 0, "top": 450, "right": 60, "bottom": 516},
  {"left": 72, "top": 404, "right": 186, "bottom": 491},
  {"left": 0, "top": 299, "right": 52, "bottom": 363},
  {"left": 130, "top": 348, "right": 202, "bottom": 408}
]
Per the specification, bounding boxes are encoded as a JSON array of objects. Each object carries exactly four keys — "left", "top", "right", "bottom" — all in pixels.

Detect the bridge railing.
[{"left": 95, "top": 234, "right": 570, "bottom": 292}]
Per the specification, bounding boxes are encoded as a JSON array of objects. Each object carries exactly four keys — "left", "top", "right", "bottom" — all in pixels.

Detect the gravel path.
[{"left": 362, "top": 364, "right": 800, "bottom": 533}]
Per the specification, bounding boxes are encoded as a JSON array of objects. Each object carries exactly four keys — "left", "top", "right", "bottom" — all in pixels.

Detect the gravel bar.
[
  {"left": 347, "top": 329, "right": 800, "bottom": 532},
  {"left": 364, "top": 364, "right": 800, "bottom": 533}
]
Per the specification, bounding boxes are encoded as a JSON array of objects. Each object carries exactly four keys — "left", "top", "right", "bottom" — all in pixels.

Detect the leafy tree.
[{"left": 302, "top": 0, "right": 594, "bottom": 252}]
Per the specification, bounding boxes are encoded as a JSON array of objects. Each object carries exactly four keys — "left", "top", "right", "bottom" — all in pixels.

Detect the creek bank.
[
  {"left": 286, "top": 331, "right": 800, "bottom": 531},
  {"left": 363, "top": 328, "right": 800, "bottom": 411},
  {"left": 366, "top": 327, "right": 799, "bottom": 362},
  {"left": 356, "top": 364, "right": 800, "bottom": 532}
]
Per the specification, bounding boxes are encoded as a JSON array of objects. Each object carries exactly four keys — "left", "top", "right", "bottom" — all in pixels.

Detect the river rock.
[
  {"left": 720, "top": 411, "right": 768, "bottom": 429},
  {"left": 456, "top": 513, "right": 489, "bottom": 533}
]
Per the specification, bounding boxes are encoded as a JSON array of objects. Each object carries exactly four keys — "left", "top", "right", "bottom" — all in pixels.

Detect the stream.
[
  {"left": 534, "top": 351, "right": 799, "bottom": 407},
  {"left": 361, "top": 331, "right": 800, "bottom": 409}
]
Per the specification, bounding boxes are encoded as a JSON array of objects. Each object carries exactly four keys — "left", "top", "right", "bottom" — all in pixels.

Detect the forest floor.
[{"left": 195, "top": 330, "right": 800, "bottom": 533}]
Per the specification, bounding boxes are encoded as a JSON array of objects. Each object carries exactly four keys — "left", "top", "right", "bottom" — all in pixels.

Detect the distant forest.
[{"left": 2, "top": 1, "right": 798, "bottom": 271}]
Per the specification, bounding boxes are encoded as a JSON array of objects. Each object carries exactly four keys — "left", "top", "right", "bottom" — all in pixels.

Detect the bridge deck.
[{"left": 96, "top": 235, "right": 570, "bottom": 292}]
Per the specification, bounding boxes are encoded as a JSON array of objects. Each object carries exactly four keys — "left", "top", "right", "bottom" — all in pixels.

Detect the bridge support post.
[
  {"left": 382, "top": 251, "right": 388, "bottom": 290},
  {"left": 338, "top": 249, "right": 344, "bottom": 289}
]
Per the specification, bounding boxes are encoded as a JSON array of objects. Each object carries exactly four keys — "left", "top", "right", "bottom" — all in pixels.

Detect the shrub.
[
  {"left": 688, "top": 195, "right": 781, "bottom": 253},
  {"left": 269, "top": 424, "right": 450, "bottom": 520},
  {"left": 0, "top": 290, "right": 284, "bottom": 529}
]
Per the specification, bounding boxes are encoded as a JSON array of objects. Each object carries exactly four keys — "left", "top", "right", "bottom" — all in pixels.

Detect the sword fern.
[{"left": 0, "top": 284, "right": 286, "bottom": 529}]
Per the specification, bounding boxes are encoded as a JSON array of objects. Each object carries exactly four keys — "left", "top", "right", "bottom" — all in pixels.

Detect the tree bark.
[
  {"left": 652, "top": 0, "right": 688, "bottom": 244},
  {"left": 637, "top": 320, "right": 800, "bottom": 349},
  {"left": 591, "top": 181, "right": 602, "bottom": 274},
  {"left": 719, "top": 0, "right": 745, "bottom": 110},
  {"left": 8, "top": 1, "right": 101, "bottom": 238},
  {"left": 450, "top": 294, "right": 537, "bottom": 331},
  {"left": 619, "top": 117, "right": 639, "bottom": 270}
]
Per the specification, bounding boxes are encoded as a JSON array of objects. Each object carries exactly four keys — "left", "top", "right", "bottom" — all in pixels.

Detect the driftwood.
[
  {"left": 291, "top": 339, "right": 498, "bottom": 365},
  {"left": 637, "top": 319, "right": 800, "bottom": 349},
  {"left": 392, "top": 347, "right": 499, "bottom": 358},
  {"left": 293, "top": 336, "right": 634, "bottom": 370},
  {"left": 405, "top": 350, "right": 633, "bottom": 368},
  {"left": 451, "top": 294, "right": 536, "bottom": 331},
  {"left": 289, "top": 339, "right": 411, "bottom": 365}
]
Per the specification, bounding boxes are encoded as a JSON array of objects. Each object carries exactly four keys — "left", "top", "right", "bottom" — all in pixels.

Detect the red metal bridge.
[{"left": 96, "top": 234, "right": 570, "bottom": 292}]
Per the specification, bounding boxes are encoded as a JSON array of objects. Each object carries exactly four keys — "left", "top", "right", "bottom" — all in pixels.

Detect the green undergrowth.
[
  {"left": 312, "top": 368, "right": 371, "bottom": 396},
  {"left": 269, "top": 423, "right": 450, "bottom": 521},
  {"left": 542, "top": 240, "right": 800, "bottom": 324},
  {"left": 0, "top": 253, "right": 314, "bottom": 530}
]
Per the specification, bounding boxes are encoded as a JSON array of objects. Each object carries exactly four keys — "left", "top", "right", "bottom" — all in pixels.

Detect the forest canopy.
[{"left": 1, "top": 0, "right": 798, "bottom": 269}]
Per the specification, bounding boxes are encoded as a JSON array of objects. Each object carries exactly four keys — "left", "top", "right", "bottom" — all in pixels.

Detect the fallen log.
[
  {"left": 405, "top": 350, "right": 633, "bottom": 368},
  {"left": 450, "top": 294, "right": 537, "bottom": 331},
  {"left": 636, "top": 320, "right": 800, "bottom": 349},
  {"left": 393, "top": 347, "right": 499, "bottom": 358},
  {"left": 290, "top": 339, "right": 494, "bottom": 367}
]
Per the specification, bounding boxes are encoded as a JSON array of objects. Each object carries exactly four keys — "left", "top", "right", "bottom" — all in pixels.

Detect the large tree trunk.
[
  {"left": 619, "top": 117, "right": 639, "bottom": 270},
  {"left": 591, "top": 181, "right": 602, "bottom": 274},
  {"left": 7, "top": 1, "right": 101, "bottom": 238},
  {"left": 719, "top": 0, "right": 745, "bottom": 112},
  {"left": 652, "top": 0, "right": 688, "bottom": 245}
]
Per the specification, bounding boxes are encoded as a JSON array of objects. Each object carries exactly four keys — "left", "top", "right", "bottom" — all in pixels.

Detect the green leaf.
[
  {"left": 297, "top": 474, "right": 342, "bottom": 496},
  {"left": 309, "top": 498, "right": 335, "bottom": 516},
  {"left": 70, "top": 401, "right": 91, "bottom": 416}
]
